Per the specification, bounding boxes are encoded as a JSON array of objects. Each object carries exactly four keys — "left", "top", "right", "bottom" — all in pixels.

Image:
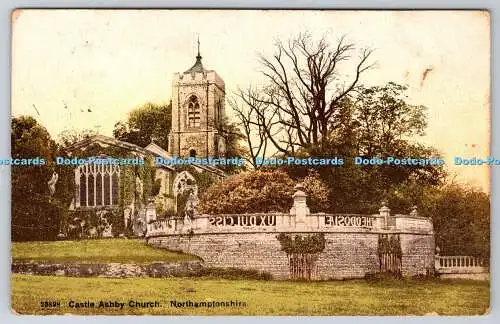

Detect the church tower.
[{"left": 168, "top": 42, "right": 226, "bottom": 158}]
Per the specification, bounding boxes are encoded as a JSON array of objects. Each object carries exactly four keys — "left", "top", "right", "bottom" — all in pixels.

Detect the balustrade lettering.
[
  {"left": 209, "top": 215, "right": 276, "bottom": 227},
  {"left": 324, "top": 215, "right": 374, "bottom": 228}
]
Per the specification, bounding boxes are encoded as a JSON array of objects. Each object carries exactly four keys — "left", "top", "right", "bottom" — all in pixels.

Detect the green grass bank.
[{"left": 11, "top": 275, "right": 489, "bottom": 315}]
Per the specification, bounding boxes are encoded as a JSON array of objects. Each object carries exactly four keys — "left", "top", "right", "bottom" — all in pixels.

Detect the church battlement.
[{"left": 173, "top": 70, "right": 225, "bottom": 91}]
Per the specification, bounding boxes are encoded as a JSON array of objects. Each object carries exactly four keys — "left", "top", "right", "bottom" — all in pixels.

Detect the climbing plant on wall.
[
  {"left": 64, "top": 143, "right": 158, "bottom": 237},
  {"left": 378, "top": 234, "right": 402, "bottom": 275},
  {"left": 276, "top": 233, "right": 325, "bottom": 280}
]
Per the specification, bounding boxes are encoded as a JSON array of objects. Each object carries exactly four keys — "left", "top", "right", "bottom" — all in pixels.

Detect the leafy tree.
[
  {"left": 379, "top": 180, "right": 489, "bottom": 259},
  {"left": 11, "top": 116, "right": 74, "bottom": 241},
  {"left": 57, "top": 128, "right": 97, "bottom": 147},
  {"left": 424, "top": 184, "right": 489, "bottom": 259},
  {"left": 231, "top": 34, "right": 445, "bottom": 212},
  {"left": 216, "top": 117, "right": 248, "bottom": 173},
  {"left": 113, "top": 102, "right": 172, "bottom": 149}
]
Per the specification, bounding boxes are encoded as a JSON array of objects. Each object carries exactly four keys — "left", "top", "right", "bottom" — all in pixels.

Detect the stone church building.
[{"left": 65, "top": 49, "right": 227, "bottom": 237}]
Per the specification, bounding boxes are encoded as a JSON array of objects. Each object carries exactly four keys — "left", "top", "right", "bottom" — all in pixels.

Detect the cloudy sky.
[{"left": 11, "top": 10, "right": 490, "bottom": 191}]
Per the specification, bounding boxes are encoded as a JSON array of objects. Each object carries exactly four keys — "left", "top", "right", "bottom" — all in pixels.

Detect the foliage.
[
  {"left": 216, "top": 117, "right": 248, "bottom": 173},
  {"left": 381, "top": 180, "right": 489, "bottom": 258},
  {"left": 11, "top": 116, "right": 74, "bottom": 241},
  {"left": 199, "top": 169, "right": 329, "bottom": 214},
  {"left": 377, "top": 234, "right": 402, "bottom": 257},
  {"left": 56, "top": 128, "right": 97, "bottom": 147},
  {"left": 274, "top": 82, "right": 446, "bottom": 214},
  {"left": 12, "top": 197, "right": 63, "bottom": 242},
  {"left": 63, "top": 210, "right": 110, "bottom": 239},
  {"left": 63, "top": 143, "right": 156, "bottom": 237},
  {"left": 109, "top": 209, "right": 125, "bottom": 237},
  {"left": 120, "top": 165, "right": 135, "bottom": 208},
  {"left": 425, "top": 184, "right": 489, "bottom": 258},
  {"left": 151, "top": 178, "right": 162, "bottom": 197},
  {"left": 231, "top": 33, "right": 446, "bottom": 214},
  {"left": 113, "top": 102, "right": 172, "bottom": 150},
  {"left": 138, "top": 157, "right": 156, "bottom": 204},
  {"left": 276, "top": 233, "right": 325, "bottom": 255},
  {"left": 347, "top": 83, "right": 428, "bottom": 156}
]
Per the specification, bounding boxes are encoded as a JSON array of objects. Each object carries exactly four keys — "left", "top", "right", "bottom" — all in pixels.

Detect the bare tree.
[
  {"left": 233, "top": 33, "right": 374, "bottom": 157},
  {"left": 229, "top": 88, "right": 274, "bottom": 168}
]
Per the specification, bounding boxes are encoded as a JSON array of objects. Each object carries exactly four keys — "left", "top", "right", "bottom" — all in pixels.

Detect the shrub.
[{"left": 199, "top": 169, "right": 330, "bottom": 214}]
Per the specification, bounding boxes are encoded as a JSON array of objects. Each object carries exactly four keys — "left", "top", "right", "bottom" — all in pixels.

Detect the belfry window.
[
  {"left": 76, "top": 163, "right": 120, "bottom": 208},
  {"left": 187, "top": 95, "right": 201, "bottom": 128}
]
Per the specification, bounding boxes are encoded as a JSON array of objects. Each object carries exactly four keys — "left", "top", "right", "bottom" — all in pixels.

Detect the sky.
[{"left": 11, "top": 10, "right": 490, "bottom": 191}]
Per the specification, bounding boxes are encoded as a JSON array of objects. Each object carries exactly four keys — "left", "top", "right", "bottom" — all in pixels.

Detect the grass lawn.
[
  {"left": 11, "top": 274, "right": 489, "bottom": 315},
  {"left": 11, "top": 239, "right": 197, "bottom": 264}
]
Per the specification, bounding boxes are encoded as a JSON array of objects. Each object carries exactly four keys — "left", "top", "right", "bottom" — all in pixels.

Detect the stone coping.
[
  {"left": 147, "top": 212, "right": 433, "bottom": 238},
  {"left": 193, "top": 213, "right": 430, "bottom": 220},
  {"left": 146, "top": 229, "right": 434, "bottom": 239}
]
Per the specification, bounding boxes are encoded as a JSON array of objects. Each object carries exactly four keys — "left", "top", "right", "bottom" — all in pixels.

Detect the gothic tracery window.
[
  {"left": 76, "top": 163, "right": 120, "bottom": 208},
  {"left": 187, "top": 95, "right": 201, "bottom": 128}
]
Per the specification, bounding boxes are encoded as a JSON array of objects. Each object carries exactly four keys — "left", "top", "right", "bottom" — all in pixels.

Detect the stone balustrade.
[
  {"left": 146, "top": 209, "right": 433, "bottom": 238},
  {"left": 435, "top": 255, "right": 489, "bottom": 280},
  {"left": 435, "top": 255, "right": 487, "bottom": 269},
  {"left": 146, "top": 182, "right": 434, "bottom": 238},
  {"left": 146, "top": 183, "right": 436, "bottom": 280}
]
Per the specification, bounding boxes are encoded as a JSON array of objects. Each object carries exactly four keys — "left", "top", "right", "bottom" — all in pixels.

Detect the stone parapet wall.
[
  {"left": 147, "top": 231, "right": 434, "bottom": 280},
  {"left": 400, "top": 234, "right": 436, "bottom": 276},
  {"left": 146, "top": 184, "right": 435, "bottom": 280}
]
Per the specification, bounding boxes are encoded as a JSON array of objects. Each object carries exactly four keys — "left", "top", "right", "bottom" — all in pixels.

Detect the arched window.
[
  {"left": 187, "top": 95, "right": 201, "bottom": 128},
  {"left": 76, "top": 163, "right": 120, "bottom": 208},
  {"left": 189, "top": 149, "right": 197, "bottom": 158}
]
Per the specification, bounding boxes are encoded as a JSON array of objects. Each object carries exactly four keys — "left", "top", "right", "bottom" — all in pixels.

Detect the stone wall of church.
[{"left": 169, "top": 69, "right": 226, "bottom": 158}]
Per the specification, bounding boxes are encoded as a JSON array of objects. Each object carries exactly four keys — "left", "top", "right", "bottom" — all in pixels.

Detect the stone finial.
[
  {"left": 290, "top": 182, "right": 309, "bottom": 228},
  {"left": 379, "top": 200, "right": 391, "bottom": 229},
  {"left": 410, "top": 205, "right": 418, "bottom": 217},
  {"left": 379, "top": 200, "right": 390, "bottom": 212},
  {"left": 294, "top": 182, "right": 305, "bottom": 192},
  {"left": 292, "top": 182, "right": 307, "bottom": 201},
  {"left": 435, "top": 246, "right": 440, "bottom": 255}
]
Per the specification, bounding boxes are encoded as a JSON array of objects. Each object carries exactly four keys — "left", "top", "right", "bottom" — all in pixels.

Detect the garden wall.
[{"left": 146, "top": 186, "right": 435, "bottom": 280}]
